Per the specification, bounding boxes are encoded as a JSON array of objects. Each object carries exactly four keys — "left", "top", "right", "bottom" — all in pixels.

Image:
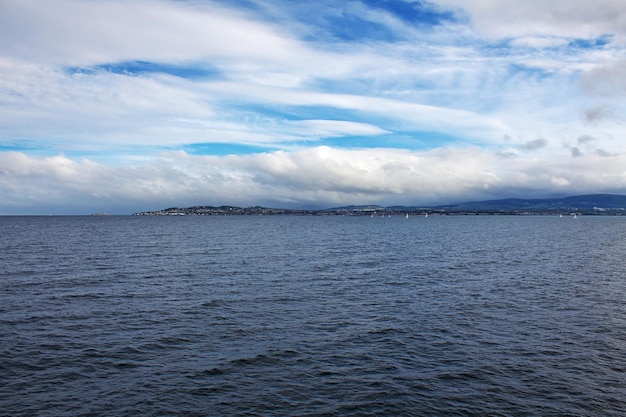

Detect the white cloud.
[
  {"left": 202, "top": 81, "right": 509, "bottom": 142},
  {"left": 2, "top": 0, "right": 616, "bottom": 149},
  {"left": 0, "top": 0, "right": 306, "bottom": 67},
  {"left": 0, "top": 58, "right": 509, "bottom": 149},
  {"left": 433, "top": 0, "right": 626, "bottom": 41},
  {"left": 0, "top": 60, "right": 216, "bottom": 143},
  {"left": 509, "top": 37, "right": 570, "bottom": 49},
  {"left": 3, "top": 147, "right": 626, "bottom": 214},
  {"left": 284, "top": 120, "right": 390, "bottom": 137}
]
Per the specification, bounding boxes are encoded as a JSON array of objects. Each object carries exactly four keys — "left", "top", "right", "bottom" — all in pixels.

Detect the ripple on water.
[{"left": 1, "top": 215, "right": 626, "bottom": 416}]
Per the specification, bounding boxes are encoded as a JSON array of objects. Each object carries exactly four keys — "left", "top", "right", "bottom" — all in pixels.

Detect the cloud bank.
[{"left": 3, "top": 147, "right": 626, "bottom": 215}]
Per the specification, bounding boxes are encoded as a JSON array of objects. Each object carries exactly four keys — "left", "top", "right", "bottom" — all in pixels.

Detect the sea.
[{"left": 1, "top": 214, "right": 625, "bottom": 416}]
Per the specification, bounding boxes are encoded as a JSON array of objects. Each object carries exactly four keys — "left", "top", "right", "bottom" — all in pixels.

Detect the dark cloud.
[
  {"left": 569, "top": 136, "right": 613, "bottom": 157},
  {"left": 594, "top": 148, "right": 613, "bottom": 157},
  {"left": 577, "top": 135, "right": 595, "bottom": 145},
  {"left": 519, "top": 138, "right": 548, "bottom": 151},
  {"left": 582, "top": 105, "right": 614, "bottom": 123},
  {"left": 495, "top": 150, "right": 517, "bottom": 158},
  {"left": 581, "top": 61, "right": 626, "bottom": 97}
]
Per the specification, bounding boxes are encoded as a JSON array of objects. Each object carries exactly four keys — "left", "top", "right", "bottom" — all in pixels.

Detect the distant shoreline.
[
  {"left": 132, "top": 207, "right": 623, "bottom": 217},
  {"left": 133, "top": 194, "right": 626, "bottom": 216}
]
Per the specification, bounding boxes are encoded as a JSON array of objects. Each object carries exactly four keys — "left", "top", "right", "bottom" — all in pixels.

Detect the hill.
[
  {"left": 437, "top": 194, "right": 626, "bottom": 211},
  {"left": 134, "top": 194, "right": 626, "bottom": 216}
]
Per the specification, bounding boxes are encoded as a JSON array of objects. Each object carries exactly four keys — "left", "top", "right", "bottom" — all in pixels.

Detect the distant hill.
[
  {"left": 436, "top": 194, "right": 626, "bottom": 211},
  {"left": 322, "top": 205, "right": 385, "bottom": 212},
  {"left": 134, "top": 194, "right": 626, "bottom": 216}
]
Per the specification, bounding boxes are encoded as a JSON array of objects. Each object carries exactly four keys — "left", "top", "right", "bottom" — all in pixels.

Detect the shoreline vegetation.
[{"left": 133, "top": 194, "right": 626, "bottom": 217}]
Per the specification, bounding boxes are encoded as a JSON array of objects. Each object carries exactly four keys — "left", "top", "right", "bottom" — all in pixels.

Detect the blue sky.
[{"left": 1, "top": 0, "right": 626, "bottom": 214}]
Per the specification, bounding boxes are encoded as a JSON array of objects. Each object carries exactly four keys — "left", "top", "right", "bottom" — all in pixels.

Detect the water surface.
[{"left": 2, "top": 215, "right": 625, "bottom": 416}]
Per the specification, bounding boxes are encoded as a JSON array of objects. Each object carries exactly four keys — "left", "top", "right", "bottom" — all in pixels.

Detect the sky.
[{"left": 1, "top": 0, "right": 626, "bottom": 214}]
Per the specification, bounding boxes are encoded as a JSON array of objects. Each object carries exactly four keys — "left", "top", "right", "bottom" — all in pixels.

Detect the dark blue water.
[{"left": 2, "top": 215, "right": 626, "bottom": 416}]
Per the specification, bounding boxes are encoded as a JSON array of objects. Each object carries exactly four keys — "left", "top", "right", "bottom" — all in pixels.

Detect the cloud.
[
  {"left": 519, "top": 138, "right": 548, "bottom": 151},
  {"left": 3, "top": 147, "right": 626, "bottom": 214},
  {"left": 0, "top": 0, "right": 613, "bottom": 146},
  {"left": 0, "top": 0, "right": 508, "bottom": 152},
  {"left": 0, "top": 0, "right": 308, "bottom": 67},
  {"left": 432, "top": 0, "right": 626, "bottom": 41},
  {"left": 570, "top": 147, "right": 583, "bottom": 157},
  {"left": 581, "top": 60, "right": 626, "bottom": 97},
  {"left": 284, "top": 120, "right": 390, "bottom": 138},
  {"left": 509, "top": 37, "right": 570, "bottom": 49},
  {"left": 0, "top": 59, "right": 508, "bottom": 150},
  {"left": 582, "top": 105, "right": 616, "bottom": 123},
  {"left": 203, "top": 81, "right": 509, "bottom": 140},
  {"left": 578, "top": 135, "right": 596, "bottom": 145},
  {"left": 565, "top": 134, "right": 616, "bottom": 158}
]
